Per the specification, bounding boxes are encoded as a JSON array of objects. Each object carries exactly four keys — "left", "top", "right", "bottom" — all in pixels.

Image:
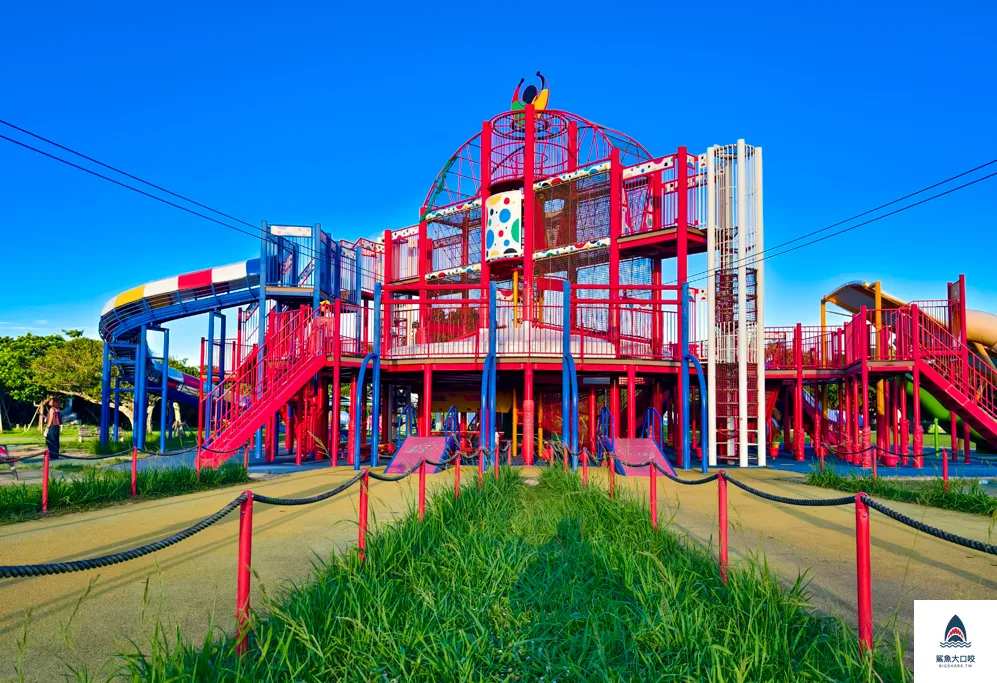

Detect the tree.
[
  {"left": 29, "top": 336, "right": 136, "bottom": 428},
  {"left": 0, "top": 333, "right": 67, "bottom": 429}
]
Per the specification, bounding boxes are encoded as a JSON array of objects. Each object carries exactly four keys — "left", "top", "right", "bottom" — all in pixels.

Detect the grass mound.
[
  {"left": 0, "top": 464, "right": 249, "bottom": 525},
  {"left": 111, "top": 468, "right": 908, "bottom": 681},
  {"left": 806, "top": 467, "right": 997, "bottom": 519}
]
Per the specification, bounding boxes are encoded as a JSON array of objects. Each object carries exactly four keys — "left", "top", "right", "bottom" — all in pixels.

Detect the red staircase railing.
[{"left": 200, "top": 307, "right": 331, "bottom": 466}]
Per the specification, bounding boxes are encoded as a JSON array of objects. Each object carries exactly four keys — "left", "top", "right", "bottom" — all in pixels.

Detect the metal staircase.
[
  {"left": 911, "top": 307, "right": 997, "bottom": 448},
  {"left": 199, "top": 307, "right": 331, "bottom": 467}
]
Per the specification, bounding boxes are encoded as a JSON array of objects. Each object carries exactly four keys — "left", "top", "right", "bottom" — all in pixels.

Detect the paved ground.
[{"left": 1, "top": 465, "right": 995, "bottom": 680}]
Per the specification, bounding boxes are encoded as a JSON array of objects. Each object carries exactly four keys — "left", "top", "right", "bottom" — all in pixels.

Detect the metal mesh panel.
[{"left": 429, "top": 208, "right": 481, "bottom": 272}]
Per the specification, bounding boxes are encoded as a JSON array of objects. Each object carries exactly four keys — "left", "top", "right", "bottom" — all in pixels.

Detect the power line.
[
  {"left": 685, "top": 168, "right": 997, "bottom": 287},
  {"left": 0, "top": 118, "right": 259, "bottom": 230},
  {"left": 0, "top": 133, "right": 265, "bottom": 241},
  {"left": 675, "top": 158, "right": 997, "bottom": 286}
]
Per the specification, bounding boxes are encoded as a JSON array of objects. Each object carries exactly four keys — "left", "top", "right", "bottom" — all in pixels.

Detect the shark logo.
[{"left": 940, "top": 614, "right": 972, "bottom": 648}]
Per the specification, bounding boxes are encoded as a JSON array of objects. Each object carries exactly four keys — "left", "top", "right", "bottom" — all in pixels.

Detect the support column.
[
  {"left": 135, "top": 325, "right": 148, "bottom": 448},
  {"left": 794, "top": 323, "right": 804, "bottom": 462},
  {"left": 734, "top": 140, "right": 748, "bottom": 467},
  {"left": 627, "top": 365, "right": 637, "bottom": 439},
  {"left": 523, "top": 364, "right": 534, "bottom": 466},
  {"left": 610, "top": 376, "right": 620, "bottom": 438},
  {"left": 100, "top": 341, "right": 111, "bottom": 447},
  {"left": 160, "top": 329, "right": 169, "bottom": 453},
  {"left": 588, "top": 387, "right": 597, "bottom": 454},
  {"left": 522, "top": 105, "right": 536, "bottom": 325},
  {"left": 860, "top": 306, "right": 872, "bottom": 467},
  {"left": 754, "top": 146, "right": 766, "bottom": 466},
  {"left": 608, "top": 147, "right": 622, "bottom": 346},
  {"left": 963, "top": 421, "right": 971, "bottom": 464},
  {"left": 705, "top": 145, "right": 717, "bottom": 467},
  {"left": 422, "top": 365, "right": 433, "bottom": 436},
  {"left": 347, "top": 376, "right": 357, "bottom": 466}
]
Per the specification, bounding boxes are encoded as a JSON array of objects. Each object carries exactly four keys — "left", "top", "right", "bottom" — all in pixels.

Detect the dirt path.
[
  {"left": 0, "top": 466, "right": 994, "bottom": 680},
  {"left": 0, "top": 466, "right": 445, "bottom": 682}
]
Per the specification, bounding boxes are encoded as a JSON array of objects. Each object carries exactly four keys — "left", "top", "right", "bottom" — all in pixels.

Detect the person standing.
[{"left": 45, "top": 397, "right": 62, "bottom": 459}]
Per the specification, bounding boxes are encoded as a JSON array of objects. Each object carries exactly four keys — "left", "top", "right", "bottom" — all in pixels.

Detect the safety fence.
[
  {"left": 3, "top": 448, "right": 995, "bottom": 662},
  {"left": 587, "top": 448, "right": 997, "bottom": 656}
]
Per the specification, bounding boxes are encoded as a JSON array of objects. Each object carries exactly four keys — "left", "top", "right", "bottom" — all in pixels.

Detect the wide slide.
[
  {"left": 384, "top": 436, "right": 452, "bottom": 474},
  {"left": 609, "top": 438, "right": 676, "bottom": 477}
]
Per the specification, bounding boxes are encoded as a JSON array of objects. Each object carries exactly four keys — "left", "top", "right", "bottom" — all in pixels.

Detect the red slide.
[
  {"left": 611, "top": 438, "right": 676, "bottom": 477},
  {"left": 384, "top": 437, "right": 451, "bottom": 475}
]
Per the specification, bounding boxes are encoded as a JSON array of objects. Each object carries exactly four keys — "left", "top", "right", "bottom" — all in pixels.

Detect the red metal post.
[
  {"left": 236, "top": 490, "right": 254, "bottom": 656},
  {"left": 479, "top": 121, "right": 492, "bottom": 326},
  {"left": 718, "top": 472, "right": 728, "bottom": 583},
  {"left": 42, "top": 450, "right": 50, "bottom": 512},
  {"left": 610, "top": 376, "right": 621, "bottom": 439},
  {"left": 854, "top": 493, "right": 873, "bottom": 656},
  {"left": 608, "top": 455, "right": 616, "bottom": 500},
  {"left": 588, "top": 387, "right": 597, "bottom": 454},
  {"left": 860, "top": 306, "right": 872, "bottom": 468},
  {"left": 963, "top": 422, "right": 971, "bottom": 465},
  {"left": 358, "top": 470, "right": 369, "bottom": 561},
  {"left": 676, "top": 147, "right": 689, "bottom": 296},
  {"left": 523, "top": 364, "right": 535, "bottom": 466},
  {"left": 649, "top": 461, "right": 658, "bottom": 530},
  {"left": 347, "top": 376, "right": 357, "bottom": 466},
  {"left": 608, "top": 148, "right": 622, "bottom": 346},
  {"left": 454, "top": 449, "right": 461, "bottom": 499},
  {"left": 942, "top": 448, "right": 949, "bottom": 492},
  {"left": 422, "top": 365, "right": 433, "bottom": 437},
  {"left": 477, "top": 451, "right": 483, "bottom": 490},
  {"left": 950, "top": 411, "right": 958, "bottom": 463},
  {"left": 627, "top": 365, "right": 637, "bottom": 439},
  {"left": 331, "top": 299, "right": 341, "bottom": 467},
  {"left": 418, "top": 459, "right": 426, "bottom": 521},
  {"left": 522, "top": 105, "right": 536, "bottom": 324},
  {"left": 582, "top": 449, "right": 589, "bottom": 487},
  {"left": 131, "top": 446, "right": 138, "bottom": 497},
  {"left": 794, "top": 323, "right": 804, "bottom": 462}
]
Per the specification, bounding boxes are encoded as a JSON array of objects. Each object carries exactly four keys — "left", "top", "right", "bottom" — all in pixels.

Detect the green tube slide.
[{"left": 904, "top": 379, "right": 988, "bottom": 447}]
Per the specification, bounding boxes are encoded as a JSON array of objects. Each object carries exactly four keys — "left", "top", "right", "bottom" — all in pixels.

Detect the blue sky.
[{"left": 1, "top": 1, "right": 994, "bottom": 362}]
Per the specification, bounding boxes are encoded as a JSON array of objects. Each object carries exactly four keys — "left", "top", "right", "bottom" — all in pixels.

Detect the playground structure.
[
  {"left": 767, "top": 277, "right": 997, "bottom": 468},
  {"left": 95, "top": 88, "right": 997, "bottom": 474}
]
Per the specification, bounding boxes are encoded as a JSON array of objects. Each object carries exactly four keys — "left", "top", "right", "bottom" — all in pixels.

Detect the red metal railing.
[{"left": 200, "top": 307, "right": 329, "bottom": 460}]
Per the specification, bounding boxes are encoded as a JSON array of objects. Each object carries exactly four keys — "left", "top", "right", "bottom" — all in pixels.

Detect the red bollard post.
[
  {"left": 418, "top": 459, "right": 426, "bottom": 522},
  {"left": 608, "top": 455, "right": 616, "bottom": 500},
  {"left": 478, "top": 449, "right": 484, "bottom": 490},
  {"left": 495, "top": 446, "right": 500, "bottom": 481},
  {"left": 942, "top": 448, "right": 949, "bottom": 492},
  {"left": 649, "top": 462, "right": 658, "bottom": 530},
  {"left": 854, "top": 493, "right": 873, "bottom": 656},
  {"left": 454, "top": 453, "right": 461, "bottom": 499},
  {"left": 718, "top": 471, "right": 728, "bottom": 583},
  {"left": 358, "top": 469, "right": 369, "bottom": 561},
  {"left": 131, "top": 447, "right": 138, "bottom": 497},
  {"left": 42, "top": 450, "right": 50, "bottom": 512},
  {"left": 235, "top": 491, "right": 254, "bottom": 656},
  {"left": 581, "top": 450, "right": 589, "bottom": 488}
]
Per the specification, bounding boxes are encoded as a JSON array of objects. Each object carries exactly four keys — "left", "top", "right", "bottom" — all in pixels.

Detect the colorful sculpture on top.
[{"left": 511, "top": 72, "right": 550, "bottom": 112}]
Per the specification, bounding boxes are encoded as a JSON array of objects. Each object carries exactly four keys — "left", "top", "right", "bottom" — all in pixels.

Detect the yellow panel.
[{"left": 114, "top": 285, "right": 145, "bottom": 309}]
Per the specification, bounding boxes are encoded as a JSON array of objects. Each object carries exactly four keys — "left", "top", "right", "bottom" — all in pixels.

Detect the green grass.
[
  {"left": 0, "top": 464, "right": 249, "bottom": 525},
  {"left": 105, "top": 468, "right": 908, "bottom": 682},
  {"left": 806, "top": 467, "right": 997, "bottom": 520}
]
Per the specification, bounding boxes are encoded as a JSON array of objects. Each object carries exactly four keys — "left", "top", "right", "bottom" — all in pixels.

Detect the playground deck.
[{"left": 1, "top": 467, "right": 994, "bottom": 680}]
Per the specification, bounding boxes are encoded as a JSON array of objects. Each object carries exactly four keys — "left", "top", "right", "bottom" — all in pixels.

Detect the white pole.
[
  {"left": 706, "top": 146, "right": 717, "bottom": 467},
  {"left": 736, "top": 140, "right": 749, "bottom": 467},
  {"left": 755, "top": 147, "right": 767, "bottom": 466}
]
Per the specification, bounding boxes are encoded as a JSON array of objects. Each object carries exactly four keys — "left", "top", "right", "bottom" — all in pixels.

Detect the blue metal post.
[
  {"left": 562, "top": 281, "right": 570, "bottom": 458},
  {"left": 332, "top": 242, "right": 341, "bottom": 297},
  {"left": 685, "top": 354, "right": 709, "bottom": 474},
  {"left": 206, "top": 313, "right": 215, "bottom": 441},
  {"left": 134, "top": 325, "right": 148, "bottom": 448},
  {"left": 489, "top": 283, "right": 498, "bottom": 468},
  {"left": 113, "top": 377, "right": 121, "bottom": 443},
  {"left": 354, "top": 244, "right": 362, "bottom": 341},
  {"left": 100, "top": 341, "right": 111, "bottom": 446},
  {"left": 218, "top": 313, "right": 227, "bottom": 385},
  {"left": 680, "top": 283, "right": 691, "bottom": 470},
  {"left": 371, "top": 283, "right": 382, "bottom": 467},
  {"left": 160, "top": 328, "right": 169, "bottom": 453}
]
